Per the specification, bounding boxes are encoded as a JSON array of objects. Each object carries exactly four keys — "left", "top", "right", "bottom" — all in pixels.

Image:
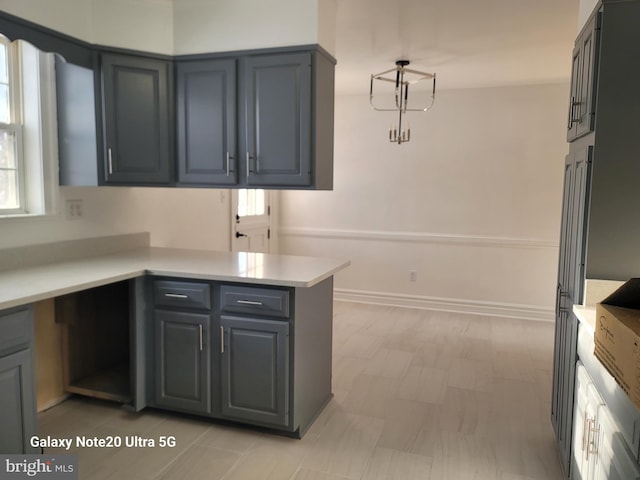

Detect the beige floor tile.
[
  {"left": 448, "top": 357, "right": 493, "bottom": 392},
  {"left": 340, "top": 374, "right": 399, "bottom": 418},
  {"left": 335, "top": 332, "right": 383, "bottom": 359},
  {"left": 301, "top": 411, "right": 383, "bottom": 479},
  {"left": 195, "top": 423, "right": 260, "bottom": 453},
  {"left": 376, "top": 398, "right": 429, "bottom": 452},
  {"left": 363, "top": 348, "right": 413, "bottom": 379},
  {"left": 292, "top": 468, "right": 351, "bottom": 480},
  {"left": 426, "top": 431, "right": 499, "bottom": 480},
  {"left": 332, "top": 355, "right": 369, "bottom": 390},
  {"left": 156, "top": 444, "right": 238, "bottom": 479},
  {"left": 397, "top": 365, "right": 448, "bottom": 404},
  {"left": 361, "top": 447, "right": 432, "bottom": 480}
]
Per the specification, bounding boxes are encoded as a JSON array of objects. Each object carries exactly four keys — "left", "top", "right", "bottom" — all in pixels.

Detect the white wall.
[
  {"left": 0, "top": 0, "right": 174, "bottom": 54},
  {"left": 0, "top": 187, "right": 231, "bottom": 251},
  {"left": 173, "top": 0, "right": 335, "bottom": 55},
  {"left": 280, "top": 83, "right": 569, "bottom": 320}
]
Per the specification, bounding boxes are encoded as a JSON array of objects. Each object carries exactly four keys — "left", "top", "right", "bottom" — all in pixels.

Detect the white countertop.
[
  {"left": 0, "top": 247, "right": 350, "bottom": 310},
  {"left": 572, "top": 279, "right": 626, "bottom": 334}
]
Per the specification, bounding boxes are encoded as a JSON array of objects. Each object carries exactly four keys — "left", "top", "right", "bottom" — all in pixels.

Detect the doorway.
[{"left": 230, "top": 189, "right": 271, "bottom": 253}]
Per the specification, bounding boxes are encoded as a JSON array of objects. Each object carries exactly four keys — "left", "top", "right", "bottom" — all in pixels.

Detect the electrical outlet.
[
  {"left": 65, "top": 199, "right": 83, "bottom": 220},
  {"left": 409, "top": 271, "right": 418, "bottom": 282}
]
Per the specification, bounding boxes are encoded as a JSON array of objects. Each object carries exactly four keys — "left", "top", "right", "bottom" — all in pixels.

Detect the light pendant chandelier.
[{"left": 369, "top": 60, "right": 436, "bottom": 144}]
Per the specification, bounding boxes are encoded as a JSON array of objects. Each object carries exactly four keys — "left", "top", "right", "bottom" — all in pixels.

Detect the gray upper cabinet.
[
  {"left": 176, "top": 47, "right": 335, "bottom": 189},
  {"left": 567, "top": 12, "right": 600, "bottom": 142},
  {"left": 241, "top": 50, "right": 335, "bottom": 189},
  {"left": 176, "top": 59, "right": 237, "bottom": 185},
  {"left": 241, "top": 52, "right": 312, "bottom": 187},
  {"left": 101, "top": 52, "right": 173, "bottom": 185}
]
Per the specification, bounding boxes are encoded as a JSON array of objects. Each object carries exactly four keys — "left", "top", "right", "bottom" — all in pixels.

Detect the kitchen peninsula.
[{"left": 0, "top": 234, "right": 350, "bottom": 453}]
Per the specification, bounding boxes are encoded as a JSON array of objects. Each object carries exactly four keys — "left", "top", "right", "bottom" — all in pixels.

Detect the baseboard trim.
[
  {"left": 280, "top": 227, "right": 558, "bottom": 249},
  {"left": 334, "top": 288, "right": 554, "bottom": 322}
]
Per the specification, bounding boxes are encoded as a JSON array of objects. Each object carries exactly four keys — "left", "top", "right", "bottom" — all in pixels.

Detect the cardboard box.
[{"left": 594, "top": 278, "right": 640, "bottom": 411}]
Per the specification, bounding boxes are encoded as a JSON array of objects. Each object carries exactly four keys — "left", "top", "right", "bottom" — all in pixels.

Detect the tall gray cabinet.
[{"left": 551, "top": 0, "right": 640, "bottom": 476}]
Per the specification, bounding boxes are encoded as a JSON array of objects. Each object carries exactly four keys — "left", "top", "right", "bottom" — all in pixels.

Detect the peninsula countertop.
[{"left": 0, "top": 247, "right": 351, "bottom": 310}]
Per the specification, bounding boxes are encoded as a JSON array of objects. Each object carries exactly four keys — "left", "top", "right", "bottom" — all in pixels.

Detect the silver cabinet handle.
[
  {"left": 568, "top": 96, "right": 581, "bottom": 129},
  {"left": 220, "top": 326, "right": 224, "bottom": 353},
  {"left": 226, "top": 152, "right": 233, "bottom": 176},
  {"left": 199, "top": 324, "right": 203, "bottom": 352},
  {"left": 246, "top": 152, "right": 251, "bottom": 178},
  {"left": 236, "top": 299, "right": 263, "bottom": 306},
  {"left": 584, "top": 417, "right": 600, "bottom": 461},
  {"left": 108, "top": 148, "right": 113, "bottom": 174},
  {"left": 164, "top": 293, "right": 189, "bottom": 299}
]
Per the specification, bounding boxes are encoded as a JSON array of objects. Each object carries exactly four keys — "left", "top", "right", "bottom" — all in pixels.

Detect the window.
[
  {"left": 0, "top": 36, "right": 57, "bottom": 218},
  {"left": 0, "top": 37, "right": 23, "bottom": 214},
  {"left": 237, "top": 189, "right": 266, "bottom": 217}
]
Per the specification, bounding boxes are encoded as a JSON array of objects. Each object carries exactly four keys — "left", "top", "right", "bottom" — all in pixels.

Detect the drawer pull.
[
  {"left": 220, "top": 326, "right": 224, "bottom": 353},
  {"left": 236, "top": 299, "right": 263, "bottom": 306},
  {"left": 165, "top": 293, "right": 189, "bottom": 299},
  {"left": 199, "top": 324, "right": 203, "bottom": 352}
]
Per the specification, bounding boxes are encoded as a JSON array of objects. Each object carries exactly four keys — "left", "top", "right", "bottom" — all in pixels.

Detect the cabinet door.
[
  {"left": 241, "top": 52, "right": 311, "bottom": 187},
  {"left": 176, "top": 59, "right": 237, "bottom": 185},
  {"left": 0, "top": 349, "right": 36, "bottom": 454},
  {"left": 567, "top": 45, "right": 582, "bottom": 141},
  {"left": 102, "top": 53, "right": 172, "bottom": 185},
  {"left": 220, "top": 315, "right": 289, "bottom": 427},
  {"left": 593, "top": 405, "right": 640, "bottom": 480},
  {"left": 567, "top": 12, "right": 600, "bottom": 142},
  {"left": 575, "top": 13, "right": 600, "bottom": 139},
  {"left": 569, "top": 146, "right": 592, "bottom": 304},
  {"left": 557, "top": 154, "right": 576, "bottom": 292},
  {"left": 573, "top": 363, "right": 603, "bottom": 480},
  {"left": 154, "top": 310, "right": 211, "bottom": 414}
]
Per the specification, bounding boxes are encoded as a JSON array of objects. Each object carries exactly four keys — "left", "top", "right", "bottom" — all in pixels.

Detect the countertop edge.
[{"left": 0, "top": 247, "right": 351, "bottom": 310}]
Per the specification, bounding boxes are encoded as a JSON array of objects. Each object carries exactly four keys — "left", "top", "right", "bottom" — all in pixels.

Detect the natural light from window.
[
  {"left": 0, "top": 38, "right": 23, "bottom": 213},
  {"left": 237, "top": 189, "right": 265, "bottom": 218}
]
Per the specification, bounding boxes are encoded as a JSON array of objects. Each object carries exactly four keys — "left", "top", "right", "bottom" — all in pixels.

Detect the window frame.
[{"left": 0, "top": 36, "right": 25, "bottom": 215}]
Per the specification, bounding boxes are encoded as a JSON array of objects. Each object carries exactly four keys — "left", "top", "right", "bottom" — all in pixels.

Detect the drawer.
[
  {"left": 0, "top": 305, "right": 33, "bottom": 355},
  {"left": 220, "top": 285, "right": 289, "bottom": 318},
  {"left": 155, "top": 281, "right": 211, "bottom": 310}
]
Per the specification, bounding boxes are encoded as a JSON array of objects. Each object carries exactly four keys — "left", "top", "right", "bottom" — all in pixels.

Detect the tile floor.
[{"left": 38, "top": 302, "right": 565, "bottom": 479}]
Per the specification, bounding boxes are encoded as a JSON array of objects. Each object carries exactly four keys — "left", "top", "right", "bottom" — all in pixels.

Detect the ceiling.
[{"left": 334, "top": 0, "right": 580, "bottom": 94}]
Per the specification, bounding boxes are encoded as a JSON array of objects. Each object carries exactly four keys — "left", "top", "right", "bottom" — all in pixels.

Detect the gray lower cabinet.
[
  {"left": 100, "top": 52, "right": 173, "bottom": 185},
  {"left": 153, "top": 280, "right": 212, "bottom": 414},
  {"left": 220, "top": 315, "right": 289, "bottom": 427},
  {"left": 149, "top": 277, "right": 333, "bottom": 437},
  {"left": 0, "top": 305, "right": 37, "bottom": 454},
  {"left": 154, "top": 310, "right": 211, "bottom": 414}
]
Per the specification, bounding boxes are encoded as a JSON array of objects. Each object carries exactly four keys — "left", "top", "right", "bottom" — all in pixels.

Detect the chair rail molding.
[{"left": 279, "top": 226, "right": 559, "bottom": 249}]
